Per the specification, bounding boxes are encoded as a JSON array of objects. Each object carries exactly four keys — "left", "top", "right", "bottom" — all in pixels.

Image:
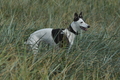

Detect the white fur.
[{"left": 25, "top": 12, "right": 90, "bottom": 54}]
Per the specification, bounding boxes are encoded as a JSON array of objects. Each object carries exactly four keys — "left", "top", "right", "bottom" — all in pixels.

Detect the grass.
[{"left": 0, "top": 0, "right": 120, "bottom": 80}]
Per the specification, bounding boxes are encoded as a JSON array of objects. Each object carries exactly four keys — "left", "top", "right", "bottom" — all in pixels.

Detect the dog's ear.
[
  {"left": 74, "top": 13, "right": 79, "bottom": 21},
  {"left": 79, "top": 12, "right": 83, "bottom": 18}
]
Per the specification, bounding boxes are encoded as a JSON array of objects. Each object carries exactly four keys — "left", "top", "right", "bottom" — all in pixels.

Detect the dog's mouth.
[{"left": 80, "top": 26, "right": 87, "bottom": 31}]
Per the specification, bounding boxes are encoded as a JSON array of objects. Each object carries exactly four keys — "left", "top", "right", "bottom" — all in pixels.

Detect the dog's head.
[{"left": 73, "top": 12, "right": 90, "bottom": 31}]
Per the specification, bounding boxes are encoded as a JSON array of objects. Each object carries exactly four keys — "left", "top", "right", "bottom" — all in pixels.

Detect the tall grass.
[{"left": 0, "top": 0, "right": 120, "bottom": 80}]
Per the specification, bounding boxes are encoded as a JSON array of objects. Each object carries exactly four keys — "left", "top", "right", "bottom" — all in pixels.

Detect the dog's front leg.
[{"left": 67, "top": 42, "right": 73, "bottom": 53}]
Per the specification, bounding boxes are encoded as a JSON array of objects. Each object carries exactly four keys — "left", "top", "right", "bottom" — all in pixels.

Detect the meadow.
[{"left": 0, "top": 0, "right": 120, "bottom": 80}]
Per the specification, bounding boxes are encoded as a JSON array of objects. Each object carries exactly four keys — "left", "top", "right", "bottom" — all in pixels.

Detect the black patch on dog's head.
[
  {"left": 52, "top": 29, "right": 69, "bottom": 48},
  {"left": 74, "top": 12, "right": 83, "bottom": 21},
  {"left": 79, "top": 12, "right": 83, "bottom": 18},
  {"left": 74, "top": 13, "right": 79, "bottom": 21}
]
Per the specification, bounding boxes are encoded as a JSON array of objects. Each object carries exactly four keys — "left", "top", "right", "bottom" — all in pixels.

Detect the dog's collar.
[{"left": 68, "top": 25, "right": 78, "bottom": 35}]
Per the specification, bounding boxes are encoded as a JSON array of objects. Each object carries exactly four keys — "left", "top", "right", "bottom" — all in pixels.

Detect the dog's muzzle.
[{"left": 80, "top": 26, "right": 90, "bottom": 31}]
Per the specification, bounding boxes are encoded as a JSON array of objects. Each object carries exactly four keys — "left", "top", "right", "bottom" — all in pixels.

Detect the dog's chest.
[{"left": 51, "top": 29, "right": 69, "bottom": 47}]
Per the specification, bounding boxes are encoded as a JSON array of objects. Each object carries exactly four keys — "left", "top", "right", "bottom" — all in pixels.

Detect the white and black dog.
[{"left": 25, "top": 12, "right": 90, "bottom": 54}]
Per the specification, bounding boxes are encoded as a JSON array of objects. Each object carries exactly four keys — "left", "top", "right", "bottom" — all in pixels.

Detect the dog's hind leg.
[
  {"left": 67, "top": 42, "right": 73, "bottom": 53},
  {"left": 26, "top": 35, "right": 40, "bottom": 54},
  {"left": 30, "top": 42, "right": 39, "bottom": 54}
]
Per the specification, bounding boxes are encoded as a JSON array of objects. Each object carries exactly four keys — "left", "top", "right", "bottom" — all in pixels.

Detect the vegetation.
[{"left": 0, "top": 0, "right": 120, "bottom": 80}]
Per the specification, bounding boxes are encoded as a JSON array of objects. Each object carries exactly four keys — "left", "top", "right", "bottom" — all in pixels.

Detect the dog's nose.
[{"left": 88, "top": 26, "right": 90, "bottom": 28}]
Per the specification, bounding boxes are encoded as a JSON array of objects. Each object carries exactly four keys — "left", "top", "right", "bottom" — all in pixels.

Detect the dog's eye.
[{"left": 80, "top": 22, "right": 83, "bottom": 23}]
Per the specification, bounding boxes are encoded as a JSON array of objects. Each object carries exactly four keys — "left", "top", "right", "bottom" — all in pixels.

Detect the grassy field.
[{"left": 0, "top": 0, "right": 120, "bottom": 80}]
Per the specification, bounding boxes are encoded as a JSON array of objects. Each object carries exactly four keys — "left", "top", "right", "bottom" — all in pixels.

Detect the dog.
[{"left": 25, "top": 12, "right": 90, "bottom": 54}]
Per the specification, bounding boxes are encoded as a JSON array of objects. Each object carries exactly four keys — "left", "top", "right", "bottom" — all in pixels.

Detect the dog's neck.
[{"left": 67, "top": 22, "right": 78, "bottom": 35}]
